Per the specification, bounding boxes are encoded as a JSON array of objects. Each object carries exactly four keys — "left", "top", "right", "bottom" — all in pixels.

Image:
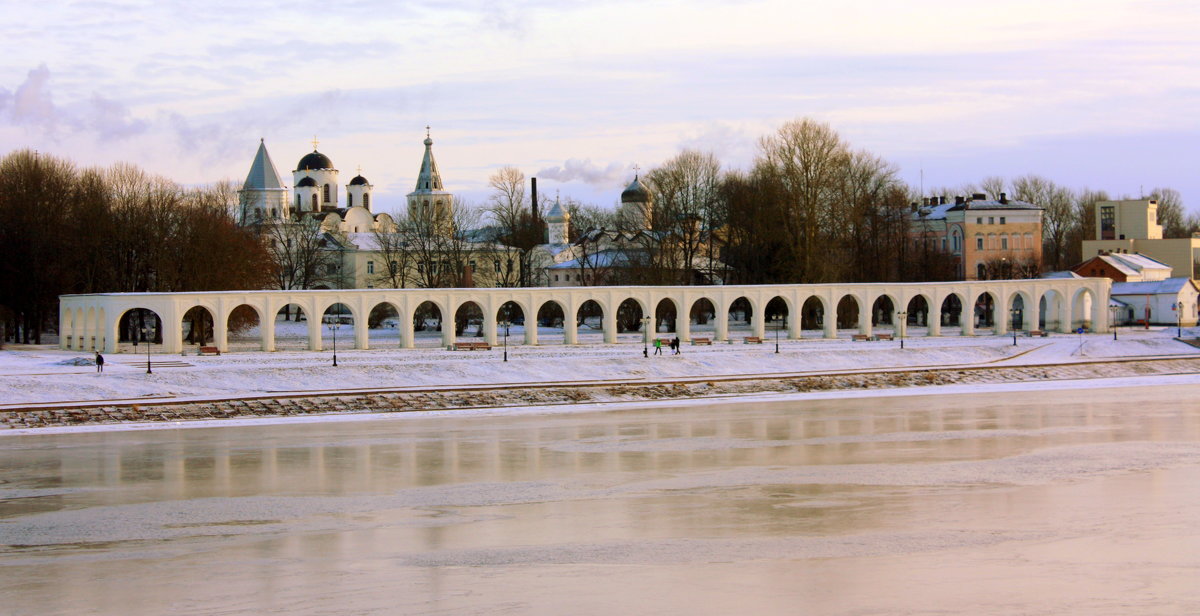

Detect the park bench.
[
  {"left": 452, "top": 341, "right": 492, "bottom": 351},
  {"left": 198, "top": 346, "right": 220, "bottom": 356},
  {"left": 875, "top": 333, "right": 893, "bottom": 341},
  {"left": 1028, "top": 330, "right": 1048, "bottom": 337},
  {"left": 691, "top": 337, "right": 712, "bottom": 345},
  {"left": 852, "top": 334, "right": 872, "bottom": 341},
  {"left": 744, "top": 336, "right": 763, "bottom": 344}
]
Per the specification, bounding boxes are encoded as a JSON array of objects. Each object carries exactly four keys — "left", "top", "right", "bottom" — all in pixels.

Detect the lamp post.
[
  {"left": 1109, "top": 305, "right": 1119, "bottom": 341},
  {"left": 897, "top": 311, "right": 907, "bottom": 349},
  {"left": 1010, "top": 307, "right": 1020, "bottom": 346},
  {"left": 501, "top": 319, "right": 510, "bottom": 362},
  {"left": 140, "top": 324, "right": 152, "bottom": 374},
  {"left": 1173, "top": 302, "right": 1183, "bottom": 338},
  {"left": 774, "top": 315, "right": 781, "bottom": 354},
  {"left": 329, "top": 309, "right": 339, "bottom": 367},
  {"left": 642, "top": 316, "right": 650, "bottom": 358}
]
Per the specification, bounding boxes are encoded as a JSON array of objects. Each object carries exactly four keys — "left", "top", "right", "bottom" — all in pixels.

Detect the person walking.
[
  {"left": 95, "top": 352, "right": 105, "bottom": 373},
  {"left": 672, "top": 336, "right": 681, "bottom": 355},
  {"left": 653, "top": 338, "right": 663, "bottom": 355}
]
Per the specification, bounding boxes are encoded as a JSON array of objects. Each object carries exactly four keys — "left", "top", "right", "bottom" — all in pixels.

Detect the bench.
[
  {"left": 452, "top": 341, "right": 492, "bottom": 351},
  {"left": 852, "top": 334, "right": 872, "bottom": 341},
  {"left": 691, "top": 337, "right": 712, "bottom": 345},
  {"left": 875, "top": 333, "right": 893, "bottom": 341},
  {"left": 1028, "top": 330, "right": 1048, "bottom": 337},
  {"left": 198, "top": 346, "right": 220, "bottom": 356},
  {"left": 744, "top": 336, "right": 763, "bottom": 344}
]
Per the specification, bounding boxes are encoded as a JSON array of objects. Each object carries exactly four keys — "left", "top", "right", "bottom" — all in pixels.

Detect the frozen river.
[{"left": 2, "top": 385, "right": 1200, "bottom": 615}]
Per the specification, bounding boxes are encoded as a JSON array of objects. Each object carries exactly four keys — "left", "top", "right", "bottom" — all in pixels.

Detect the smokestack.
[{"left": 531, "top": 177, "right": 538, "bottom": 221}]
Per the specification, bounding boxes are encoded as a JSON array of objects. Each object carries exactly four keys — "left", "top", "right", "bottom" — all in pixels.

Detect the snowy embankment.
[{"left": 1, "top": 324, "right": 1196, "bottom": 409}]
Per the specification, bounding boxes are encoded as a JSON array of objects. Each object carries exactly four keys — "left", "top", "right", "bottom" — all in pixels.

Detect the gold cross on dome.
[
  {"left": 425, "top": 125, "right": 431, "bottom": 138},
  {"left": 311, "top": 136, "right": 319, "bottom": 151}
]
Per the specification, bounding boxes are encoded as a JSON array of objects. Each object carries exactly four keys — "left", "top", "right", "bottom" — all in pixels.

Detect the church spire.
[
  {"left": 243, "top": 139, "right": 285, "bottom": 191},
  {"left": 415, "top": 127, "right": 443, "bottom": 192}
]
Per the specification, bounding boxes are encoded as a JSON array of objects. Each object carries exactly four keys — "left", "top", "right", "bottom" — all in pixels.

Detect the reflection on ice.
[{"left": 2, "top": 385, "right": 1200, "bottom": 615}]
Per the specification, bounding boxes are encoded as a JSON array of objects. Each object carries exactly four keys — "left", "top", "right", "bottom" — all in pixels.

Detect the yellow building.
[{"left": 1081, "top": 199, "right": 1200, "bottom": 279}]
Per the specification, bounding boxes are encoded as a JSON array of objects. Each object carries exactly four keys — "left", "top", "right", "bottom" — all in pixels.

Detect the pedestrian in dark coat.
[
  {"left": 671, "top": 337, "right": 681, "bottom": 355},
  {"left": 95, "top": 352, "right": 105, "bottom": 373}
]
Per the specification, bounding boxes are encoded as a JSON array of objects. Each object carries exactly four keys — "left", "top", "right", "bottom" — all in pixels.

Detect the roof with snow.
[
  {"left": 1087, "top": 252, "right": 1172, "bottom": 278},
  {"left": 913, "top": 195, "right": 1040, "bottom": 221},
  {"left": 1111, "top": 277, "right": 1198, "bottom": 296}
]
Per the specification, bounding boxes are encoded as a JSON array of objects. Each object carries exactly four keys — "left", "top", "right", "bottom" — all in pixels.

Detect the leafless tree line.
[{"left": 0, "top": 149, "right": 270, "bottom": 345}]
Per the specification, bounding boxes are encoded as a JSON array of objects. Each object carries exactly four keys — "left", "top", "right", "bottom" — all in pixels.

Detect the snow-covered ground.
[{"left": 1, "top": 320, "right": 1197, "bottom": 408}]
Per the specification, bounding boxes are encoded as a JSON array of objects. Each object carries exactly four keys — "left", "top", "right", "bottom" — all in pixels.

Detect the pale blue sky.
[{"left": 1, "top": 0, "right": 1196, "bottom": 214}]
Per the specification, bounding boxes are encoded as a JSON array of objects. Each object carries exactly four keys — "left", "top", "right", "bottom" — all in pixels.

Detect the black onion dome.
[
  {"left": 349, "top": 174, "right": 369, "bottom": 186},
  {"left": 297, "top": 150, "right": 334, "bottom": 170},
  {"left": 296, "top": 175, "right": 318, "bottom": 187},
  {"left": 621, "top": 176, "right": 650, "bottom": 202}
]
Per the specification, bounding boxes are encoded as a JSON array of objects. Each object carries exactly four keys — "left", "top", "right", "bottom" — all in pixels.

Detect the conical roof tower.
[{"left": 238, "top": 139, "right": 289, "bottom": 224}]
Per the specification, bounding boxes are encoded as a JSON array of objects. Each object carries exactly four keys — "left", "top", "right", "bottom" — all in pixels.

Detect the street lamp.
[
  {"left": 500, "top": 319, "right": 511, "bottom": 362},
  {"left": 1173, "top": 302, "right": 1183, "bottom": 338},
  {"left": 1010, "top": 306, "right": 1020, "bottom": 346},
  {"left": 897, "top": 311, "right": 907, "bottom": 349},
  {"left": 1109, "top": 305, "right": 1119, "bottom": 341},
  {"left": 329, "top": 307, "right": 340, "bottom": 367},
  {"left": 642, "top": 315, "right": 651, "bottom": 358},
  {"left": 140, "top": 324, "right": 152, "bottom": 374},
  {"left": 774, "top": 315, "right": 782, "bottom": 354}
]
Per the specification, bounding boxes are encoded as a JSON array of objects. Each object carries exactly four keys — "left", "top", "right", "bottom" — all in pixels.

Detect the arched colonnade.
[{"left": 59, "top": 279, "right": 1111, "bottom": 354}]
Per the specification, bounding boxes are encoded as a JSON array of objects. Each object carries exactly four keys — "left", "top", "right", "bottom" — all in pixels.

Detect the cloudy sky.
[{"left": 1, "top": 0, "right": 1197, "bottom": 214}]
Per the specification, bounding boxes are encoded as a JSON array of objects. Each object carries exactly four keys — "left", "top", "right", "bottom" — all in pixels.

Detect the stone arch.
[
  {"left": 117, "top": 306, "right": 164, "bottom": 353},
  {"left": 181, "top": 304, "right": 217, "bottom": 347},
  {"left": 870, "top": 294, "right": 897, "bottom": 328},
  {"left": 689, "top": 297, "right": 717, "bottom": 336},
  {"left": 765, "top": 295, "right": 789, "bottom": 337},
  {"left": 940, "top": 293, "right": 964, "bottom": 328},
  {"left": 616, "top": 297, "right": 647, "bottom": 334},
  {"left": 835, "top": 295, "right": 859, "bottom": 330},
  {"left": 367, "top": 301, "right": 403, "bottom": 348},
  {"left": 654, "top": 298, "right": 678, "bottom": 334},
  {"left": 537, "top": 300, "right": 567, "bottom": 344},
  {"left": 972, "top": 291, "right": 998, "bottom": 330},
  {"left": 800, "top": 296, "right": 826, "bottom": 336},
  {"left": 320, "top": 302, "right": 355, "bottom": 351},
  {"left": 226, "top": 304, "right": 263, "bottom": 352},
  {"left": 413, "top": 300, "right": 444, "bottom": 347},
  {"left": 727, "top": 296, "right": 753, "bottom": 336},
  {"left": 576, "top": 299, "right": 604, "bottom": 343},
  {"left": 1071, "top": 287, "right": 1096, "bottom": 330},
  {"left": 1008, "top": 292, "right": 1033, "bottom": 331},
  {"left": 905, "top": 295, "right": 931, "bottom": 334},
  {"left": 1039, "top": 290, "right": 1064, "bottom": 331},
  {"left": 453, "top": 300, "right": 485, "bottom": 339}
]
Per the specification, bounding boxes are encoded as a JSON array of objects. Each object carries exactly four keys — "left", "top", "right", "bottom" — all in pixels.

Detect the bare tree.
[
  {"left": 645, "top": 150, "right": 723, "bottom": 285},
  {"left": 484, "top": 166, "right": 537, "bottom": 287},
  {"left": 370, "top": 224, "right": 413, "bottom": 288},
  {"left": 1150, "top": 187, "right": 1188, "bottom": 238},
  {"left": 1013, "top": 174, "right": 1075, "bottom": 272}
]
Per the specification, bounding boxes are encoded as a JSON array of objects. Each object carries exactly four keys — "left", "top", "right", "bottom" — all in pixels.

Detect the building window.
[
  {"left": 988, "top": 217, "right": 994, "bottom": 224},
  {"left": 347, "top": 193, "right": 353, "bottom": 207},
  {"left": 389, "top": 260, "right": 397, "bottom": 272},
  {"left": 363, "top": 194, "right": 370, "bottom": 209},
  {"left": 1001, "top": 236, "right": 1008, "bottom": 250},
  {"left": 494, "top": 259, "right": 501, "bottom": 273},
  {"left": 976, "top": 235, "right": 984, "bottom": 250},
  {"left": 977, "top": 217, "right": 983, "bottom": 224},
  {"left": 469, "top": 260, "right": 476, "bottom": 271},
  {"left": 999, "top": 217, "right": 1006, "bottom": 224},
  {"left": 977, "top": 263, "right": 986, "bottom": 279},
  {"left": 1100, "top": 206, "right": 1116, "bottom": 239},
  {"left": 323, "top": 184, "right": 331, "bottom": 203},
  {"left": 295, "top": 194, "right": 300, "bottom": 209},
  {"left": 367, "top": 261, "right": 375, "bottom": 274},
  {"left": 554, "top": 274, "right": 559, "bottom": 281}
]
